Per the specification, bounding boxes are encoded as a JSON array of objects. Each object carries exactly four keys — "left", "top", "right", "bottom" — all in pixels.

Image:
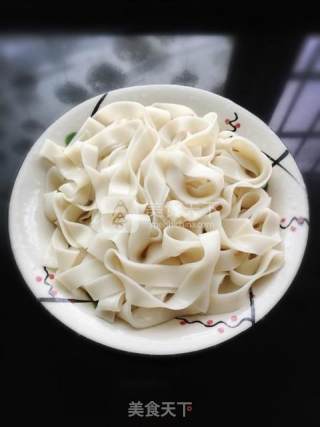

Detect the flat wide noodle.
[{"left": 40, "top": 101, "right": 284, "bottom": 328}]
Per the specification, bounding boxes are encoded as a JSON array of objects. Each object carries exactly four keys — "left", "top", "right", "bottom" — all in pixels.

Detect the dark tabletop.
[{"left": 2, "top": 34, "right": 320, "bottom": 424}]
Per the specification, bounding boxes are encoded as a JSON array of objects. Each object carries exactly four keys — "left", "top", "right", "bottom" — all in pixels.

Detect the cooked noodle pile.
[{"left": 40, "top": 102, "right": 283, "bottom": 328}]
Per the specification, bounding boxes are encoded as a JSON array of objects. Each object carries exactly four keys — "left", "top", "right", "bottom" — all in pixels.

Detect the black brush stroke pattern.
[
  {"left": 40, "top": 267, "right": 94, "bottom": 304},
  {"left": 280, "top": 216, "right": 310, "bottom": 229},
  {"left": 269, "top": 149, "right": 289, "bottom": 166},
  {"left": 263, "top": 150, "right": 301, "bottom": 184},
  {"left": 43, "top": 266, "right": 55, "bottom": 297},
  {"left": 176, "top": 289, "right": 255, "bottom": 329},
  {"left": 227, "top": 112, "right": 239, "bottom": 132},
  {"left": 39, "top": 297, "right": 94, "bottom": 303},
  {"left": 91, "top": 93, "right": 108, "bottom": 117}
]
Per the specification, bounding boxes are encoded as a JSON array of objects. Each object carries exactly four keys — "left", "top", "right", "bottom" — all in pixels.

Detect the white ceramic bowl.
[{"left": 9, "top": 85, "right": 309, "bottom": 355}]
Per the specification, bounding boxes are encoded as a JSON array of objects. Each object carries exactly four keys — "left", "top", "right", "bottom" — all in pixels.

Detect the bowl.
[{"left": 9, "top": 85, "right": 309, "bottom": 355}]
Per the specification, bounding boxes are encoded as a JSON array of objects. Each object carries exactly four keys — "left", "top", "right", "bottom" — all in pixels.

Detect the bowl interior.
[{"left": 9, "top": 85, "right": 309, "bottom": 355}]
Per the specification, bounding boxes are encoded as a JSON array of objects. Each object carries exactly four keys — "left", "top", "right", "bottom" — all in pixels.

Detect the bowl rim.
[{"left": 8, "top": 84, "right": 310, "bottom": 356}]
